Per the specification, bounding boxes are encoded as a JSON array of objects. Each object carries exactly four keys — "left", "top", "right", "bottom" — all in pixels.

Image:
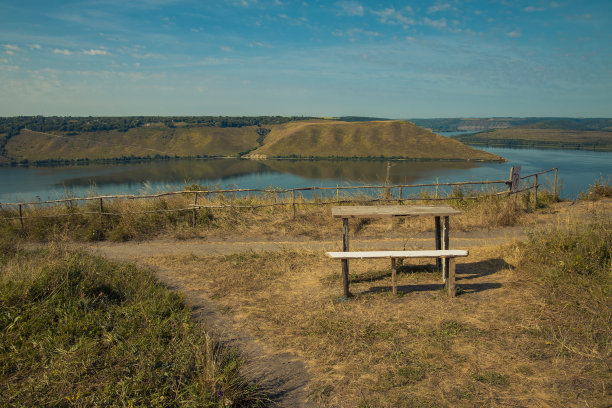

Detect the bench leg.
[
  {"left": 342, "top": 259, "right": 350, "bottom": 298},
  {"left": 391, "top": 258, "right": 397, "bottom": 295},
  {"left": 447, "top": 258, "right": 456, "bottom": 297},
  {"left": 342, "top": 217, "right": 350, "bottom": 298},
  {"left": 442, "top": 216, "right": 450, "bottom": 283}
]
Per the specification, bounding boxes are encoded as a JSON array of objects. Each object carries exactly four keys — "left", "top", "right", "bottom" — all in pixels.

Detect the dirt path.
[
  {"left": 72, "top": 228, "right": 524, "bottom": 407},
  {"left": 67, "top": 199, "right": 609, "bottom": 406}
]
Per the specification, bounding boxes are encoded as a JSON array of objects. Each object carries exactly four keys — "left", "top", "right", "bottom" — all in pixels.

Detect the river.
[{"left": 0, "top": 146, "right": 609, "bottom": 202}]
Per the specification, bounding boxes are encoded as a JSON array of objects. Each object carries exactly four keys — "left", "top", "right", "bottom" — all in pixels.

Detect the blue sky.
[{"left": 1, "top": 0, "right": 610, "bottom": 118}]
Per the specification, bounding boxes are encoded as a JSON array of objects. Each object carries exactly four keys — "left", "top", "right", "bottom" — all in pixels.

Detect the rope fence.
[{"left": 0, "top": 168, "right": 558, "bottom": 227}]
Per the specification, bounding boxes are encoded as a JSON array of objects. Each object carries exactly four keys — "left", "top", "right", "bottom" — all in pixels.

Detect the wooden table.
[{"left": 332, "top": 205, "right": 461, "bottom": 297}]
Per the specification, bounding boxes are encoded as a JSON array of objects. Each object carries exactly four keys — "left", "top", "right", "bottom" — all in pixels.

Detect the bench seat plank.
[{"left": 326, "top": 249, "right": 468, "bottom": 259}]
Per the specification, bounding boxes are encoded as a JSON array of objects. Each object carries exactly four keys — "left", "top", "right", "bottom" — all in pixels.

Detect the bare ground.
[{"left": 51, "top": 199, "right": 610, "bottom": 407}]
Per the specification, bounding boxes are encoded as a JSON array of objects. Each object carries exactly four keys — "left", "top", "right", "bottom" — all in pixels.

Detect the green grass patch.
[{"left": 0, "top": 245, "right": 259, "bottom": 407}]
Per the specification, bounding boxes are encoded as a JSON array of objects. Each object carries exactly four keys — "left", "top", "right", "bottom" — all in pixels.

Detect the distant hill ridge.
[{"left": 1, "top": 118, "right": 504, "bottom": 164}]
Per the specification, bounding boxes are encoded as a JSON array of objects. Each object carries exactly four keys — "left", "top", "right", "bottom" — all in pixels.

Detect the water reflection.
[{"left": 56, "top": 159, "right": 479, "bottom": 188}]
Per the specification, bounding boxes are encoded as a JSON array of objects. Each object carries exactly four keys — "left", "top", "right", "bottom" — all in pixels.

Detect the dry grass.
[
  {"left": 138, "top": 201, "right": 611, "bottom": 407},
  {"left": 0, "top": 188, "right": 554, "bottom": 243}
]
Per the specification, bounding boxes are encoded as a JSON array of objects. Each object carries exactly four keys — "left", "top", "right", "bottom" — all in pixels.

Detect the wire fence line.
[{"left": 0, "top": 168, "right": 558, "bottom": 226}]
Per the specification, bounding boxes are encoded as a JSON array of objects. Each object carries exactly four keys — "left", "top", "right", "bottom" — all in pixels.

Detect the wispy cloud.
[
  {"left": 371, "top": 8, "right": 414, "bottom": 26},
  {"left": 220, "top": 46, "right": 233, "bottom": 52},
  {"left": 83, "top": 49, "right": 110, "bottom": 56},
  {"left": 424, "top": 17, "right": 447, "bottom": 29},
  {"left": 53, "top": 48, "right": 72, "bottom": 55},
  {"left": 4, "top": 44, "right": 19, "bottom": 55},
  {"left": 337, "top": 1, "right": 364, "bottom": 16},
  {"left": 428, "top": 3, "right": 451, "bottom": 14},
  {"left": 506, "top": 30, "right": 522, "bottom": 38},
  {"left": 332, "top": 28, "right": 382, "bottom": 41},
  {"left": 29, "top": 44, "right": 42, "bottom": 50},
  {"left": 131, "top": 52, "right": 166, "bottom": 59},
  {"left": 522, "top": 6, "right": 545, "bottom": 12}
]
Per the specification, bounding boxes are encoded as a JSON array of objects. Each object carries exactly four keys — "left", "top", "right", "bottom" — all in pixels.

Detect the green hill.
[{"left": 248, "top": 120, "right": 504, "bottom": 161}]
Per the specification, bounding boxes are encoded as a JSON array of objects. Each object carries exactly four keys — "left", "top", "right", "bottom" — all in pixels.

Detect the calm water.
[{"left": 0, "top": 147, "right": 610, "bottom": 202}]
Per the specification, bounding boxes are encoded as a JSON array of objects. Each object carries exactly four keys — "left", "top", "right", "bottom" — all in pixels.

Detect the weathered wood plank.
[
  {"left": 332, "top": 205, "right": 461, "bottom": 218},
  {"left": 326, "top": 250, "right": 468, "bottom": 259}
]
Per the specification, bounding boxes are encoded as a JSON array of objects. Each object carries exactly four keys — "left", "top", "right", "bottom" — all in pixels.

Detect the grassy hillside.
[
  {"left": 5, "top": 126, "right": 261, "bottom": 162},
  {"left": 456, "top": 128, "right": 612, "bottom": 151},
  {"left": 2, "top": 120, "right": 504, "bottom": 164},
  {"left": 248, "top": 120, "right": 504, "bottom": 161}
]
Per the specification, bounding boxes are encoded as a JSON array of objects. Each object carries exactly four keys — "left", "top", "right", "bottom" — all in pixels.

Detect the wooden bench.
[
  {"left": 330, "top": 205, "right": 465, "bottom": 298},
  {"left": 326, "top": 249, "right": 468, "bottom": 297}
]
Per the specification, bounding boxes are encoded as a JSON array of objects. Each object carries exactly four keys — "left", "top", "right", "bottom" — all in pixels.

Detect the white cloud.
[
  {"left": 0, "top": 58, "right": 8, "bottom": 63},
  {"left": 4, "top": 45, "right": 19, "bottom": 55},
  {"left": 372, "top": 8, "right": 414, "bottom": 26},
  {"left": 522, "top": 6, "right": 544, "bottom": 12},
  {"left": 83, "top": 49, "right": 110, "bottom": 56},
  {"left": 428, "top": 3, "right": 451, "bottom": 14},
  {"left": 506, "top": 30, "right": 522, "bottom": 38},
  {"left": 249, "top": 41, "right": 273, "bottom": 48},
  {"left": 29, "top": 44, "right": 42, "bottom": 50},
  {"left": 424, "top": 17, "right": 447, "bottom": 29},
  {"left": 132, "top": 52, "right": 166, "bottom": 59},
  {"left": 53, "top": 49, "right": 72, "bottom": 55},
  {"left": 338, "top": 1, "right": 364, "bottom": 16},
  {"left": 220, "top": 46, "right": 233, "bottom": 52},
  {"left": 333, "top": 28, "right": 382, "bottom": 41},
  {"left": 0, "top": 65, "right": 19, "bottom": 72}
]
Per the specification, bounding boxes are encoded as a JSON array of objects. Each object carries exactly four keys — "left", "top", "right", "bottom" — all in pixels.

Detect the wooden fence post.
[
  {"left": 292, "top": 189, "right": 296, "bottom": 217},
  {"left": 192, "top": 192, "right": 198, "bottom": 228},
  {"left": 99, "top": 198, "right": 104, "bottom": 223},
  {"left": 398, "top": 186, "right": 403, "bottom": 205},
  {"left": 554, "top": 168, "right": 558, "bottom": 200},
  {"left": 533, "top": 174, "right": 538, "bottom": 210},
  {"left": 19, "top": 204, "right": 24, "bottom": 230}
]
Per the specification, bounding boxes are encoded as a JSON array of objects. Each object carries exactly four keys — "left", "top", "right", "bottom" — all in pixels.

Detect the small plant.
[{"left": 579, "top": 177, "right": 612, "bottom": 201}]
